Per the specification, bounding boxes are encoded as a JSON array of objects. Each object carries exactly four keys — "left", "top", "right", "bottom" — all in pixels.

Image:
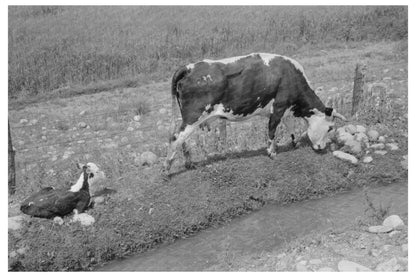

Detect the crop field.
[{"left": 8, "top": 6, "right": 407, "bottom": 271}]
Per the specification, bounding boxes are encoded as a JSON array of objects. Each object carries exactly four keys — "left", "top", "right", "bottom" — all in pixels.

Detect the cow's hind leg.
[
  {"left": 164, "top": 113, "right": 220, "bottom": 172},
  {"left": 267, "top": 104, "right": 287, "bottom": 158}
]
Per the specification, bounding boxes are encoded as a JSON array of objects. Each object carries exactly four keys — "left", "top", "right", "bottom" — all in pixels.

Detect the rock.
[
  {"left": 127, "top": 126, "right": 134, "bottom": 132},
  {"left": 159, "top": 108, "right": 167, "bottom": 114},
  {"left": 401, "top": 155, "right": 408, "bottom": 170},
  {"left": 401, "top": 244, "right": 408, "bottom": 256},
  {"left": 378, "top": 136, "right": 386, "bottom": 143},
  {"left": 388, "top": 230, "right": 401, "bottom": 237},
  {"left": 42, "top": 135, "right": 47, "bottom": 140},
  {"left": 133, "top": 115, "right": 141, "bottom": 122},
  {"left": 140, "top": 151, "right": 158, "bottom": 166},
  {"left": 333, "top": 151, "right": 358, "bottom": 164},
  {"left": 370, "top": 249, "right": 382, "bottom": 257},
  {"left": 9, "top": 251, "right": 18, "bottom": 258},
  {"left": 338, "top": 260, "right": 371, "bottom": 271},
  {"left": 78, "top": 122, "right": 87, "bottom": 128},
  {"left": 329, "top": 143, "right": 338, "bottom": 151},
  {"left": 374, "top": 150, "right": 387, "bottom": 155},
  {"left": 363, "top": 156, "right": 373, "bottom": 163},
  {"left": 16, "top": 247, "right": 28, "bottom": 255},
  {"left": 296, "top": 261, "right": 308, "bottom": 271},
  {"left": 8, "top": 216, "right": 25, "bottom": 231},
  {"left": 382, "top": 215, "right": 404, "bottom": 229},
  {"left": 19, "top": 119, "right": 29, "bottom": 124},
  {"left": 345, "top": 124, "right": 357, "bottom": 134},
  {"left": 53, "top": 216, "right": 64, "bottom": 225},
  {"left": 397, "top": 257, "right": 407, "bottom": 266},
  {"left": 94, "top": 196, "right": 105, "bottom": 204},
  {"left": 382, "top": 245, "right": 394, "bottom": 252},
  {"left": 71, "top": 213, "right": 95, "bottom": 226},
  {"left": 344, "top": 139, "right": 362, "bottom": 154},
  {"left": 336, "top": 130, "right": 354, "bottom": 144},
  {"left": 370, "top": 143, "right": 385, "bottom": 150},
  {"left": 355, "top": 132, "right": 369, "bottom": 144},
  {"left": 318, "top": 267, "right": 335, "bottom": 271},
  {"left": 156, "top": 120, "right": 163, "bottom": 126},
  {"left": 79, "top": 110, "right": 87, "bottom": 116},
  {"left": 367, "top": 130, "right": 379, "bottom": 142},
  {"left": 356, "top": 125, "right": 366, "bottom": 133},
  {"left": 368, "top": 225, "right": 393, "bottom": 233},
  {"left": 375, "top": 257, "right": 400, "bottom": 271},
  {"left": 386, "top": 143, "right": 399, "bottom": 151},
  {"left": 121, "top": 137, "right": 129, "bottom": 144},
  {"left": 309, "top": 259, "right": 322, "bottom": 265},
  {"left": 62, "top": 150, "right": 74, "bottom": 160}
]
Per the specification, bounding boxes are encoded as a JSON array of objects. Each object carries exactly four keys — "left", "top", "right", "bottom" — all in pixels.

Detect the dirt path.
[{"left": 97, "top": 181, "right": 407, "bottom": 271}]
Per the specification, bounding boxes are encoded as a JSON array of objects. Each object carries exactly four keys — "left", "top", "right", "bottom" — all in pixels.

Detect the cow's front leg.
[
  {"left": 291, "top": 134, "right": 297, "bottom": 148},
  {"left": 182, "top": 142, "right": 196, "bottom": 169},
  {"left": 267, "top": 104, "right": 286, "bottom": 158}
]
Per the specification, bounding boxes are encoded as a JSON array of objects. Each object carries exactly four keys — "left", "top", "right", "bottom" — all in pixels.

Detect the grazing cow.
[{"left": 164, "top": 53, "right": 346, "bottom": 171}]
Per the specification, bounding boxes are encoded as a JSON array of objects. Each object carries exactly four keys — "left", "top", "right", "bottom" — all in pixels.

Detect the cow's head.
[{"left": 306, "top": 108, "right": 346, "bottom": 151}]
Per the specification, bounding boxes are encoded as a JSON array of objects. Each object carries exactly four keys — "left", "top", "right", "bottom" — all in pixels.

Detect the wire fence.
[{"left": 10, "top": 60, "right": 408, "bottom": 167}]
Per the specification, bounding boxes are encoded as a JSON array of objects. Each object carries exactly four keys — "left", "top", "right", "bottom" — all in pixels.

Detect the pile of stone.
[{"left": 330, "top": 124, "right": 399, "bottom": 164}]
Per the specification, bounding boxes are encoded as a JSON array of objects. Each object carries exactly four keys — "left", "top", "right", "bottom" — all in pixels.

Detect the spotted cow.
[{"left": 164, "top": 53, "right": 346, "bottom": 171}]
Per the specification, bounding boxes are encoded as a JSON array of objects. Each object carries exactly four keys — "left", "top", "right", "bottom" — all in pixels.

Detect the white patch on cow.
[
  {"left": 186, "top": 53, "right": 310, "bottom": 86},
  {"left": 280, "top": 56, "right": 311, "bottom": 86},
  {"left": 257, "top": 53, "right": 278, "bottom": 66},
  {"left": 267, "top": 139, "right": 276, "bottom": 156},
  {"left": 186, "top": 63, "right": 195, "bottom": 70},
  {"left": 305, "top": 108, "right": 335, "bottom": 150},
  {"left": 203, "top": 54, "right": 250, "bottom": 65},
  {"left": 70, "top": 172, "right": 85, "bottom": 192}
]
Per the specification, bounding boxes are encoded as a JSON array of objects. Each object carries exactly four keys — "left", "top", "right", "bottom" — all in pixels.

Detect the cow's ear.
[{"left": 324, "top": 107, "right": 333, "bottom": 117}]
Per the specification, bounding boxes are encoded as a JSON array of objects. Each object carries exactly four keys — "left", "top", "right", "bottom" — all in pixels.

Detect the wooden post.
[
  {"left": 351, "top": 63, "right": 366, "bottom": 116},
  {"left": 217, "top": 119, "right": 227, "bottom": 153},
  {"left": 8, "top": 121, "right": 16, "bottom": 195}
]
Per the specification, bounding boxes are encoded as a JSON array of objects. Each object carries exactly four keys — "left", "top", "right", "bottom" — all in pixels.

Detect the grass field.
[
  {"left": 8, "top": 6, "right": 408, "bottom": 271},
  {"left": 9, "top": 6, "right": 407, "bottom": 100}
]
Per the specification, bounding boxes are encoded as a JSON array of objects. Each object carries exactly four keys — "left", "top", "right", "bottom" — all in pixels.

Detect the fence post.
[
  {"left": 8, "top": 121, "right": 16, "bottom": 195},
  {"left": 218, "top": 119, "right": 227, "bottom": 153},
  {"left": 351, "top": 63, "right": 366, "bottom": 116}
]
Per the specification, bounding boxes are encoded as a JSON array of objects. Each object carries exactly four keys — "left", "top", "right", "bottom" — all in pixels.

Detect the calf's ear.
[{"left": 324, "top": 107, "right": 333, "bottom": 117}]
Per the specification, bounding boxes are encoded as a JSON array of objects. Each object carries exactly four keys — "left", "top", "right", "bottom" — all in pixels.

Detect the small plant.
[{"left": 363, "top": 190, "right": 391, "bottom": 224}]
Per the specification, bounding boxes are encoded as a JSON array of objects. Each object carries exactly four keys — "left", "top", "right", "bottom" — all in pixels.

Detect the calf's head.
[{"left": 306, "top": 108, "right": 346, "bottom": 150}]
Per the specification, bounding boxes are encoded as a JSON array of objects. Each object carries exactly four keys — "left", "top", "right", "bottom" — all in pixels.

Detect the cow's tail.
[{"left": 169, "top": 66, "right": 188, "bottom": 143}]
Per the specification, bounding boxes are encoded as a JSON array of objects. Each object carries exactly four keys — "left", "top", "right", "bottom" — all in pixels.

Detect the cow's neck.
[{"left": 292, "top": 87, "right": 325, "bottom": 118}]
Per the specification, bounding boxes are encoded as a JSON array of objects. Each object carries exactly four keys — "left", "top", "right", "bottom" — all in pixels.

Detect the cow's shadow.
[{"left": 168, "top": 135, "right": 311, "bottom": 178}]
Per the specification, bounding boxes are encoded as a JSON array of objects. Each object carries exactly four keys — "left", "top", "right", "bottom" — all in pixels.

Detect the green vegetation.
[{"left": 9, "top": 6, "right": 407, "bottom": 99}]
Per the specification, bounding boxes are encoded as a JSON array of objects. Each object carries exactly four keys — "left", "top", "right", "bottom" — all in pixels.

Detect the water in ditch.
[{"left": 98, "top": 181, "right": 407, "bottom": 271}]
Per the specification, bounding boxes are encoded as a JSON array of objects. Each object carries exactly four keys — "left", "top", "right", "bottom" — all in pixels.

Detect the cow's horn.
[{"left": 332, "top": 109, "right": 347, "bottom": 121}]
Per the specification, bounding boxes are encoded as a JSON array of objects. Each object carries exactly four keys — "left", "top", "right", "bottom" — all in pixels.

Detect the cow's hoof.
[
  {"left": 185, "top": 161, "right": 196, "bottom": 170},
  {"left": 160, "top": 167, "right": 171, "bottom": 181}
]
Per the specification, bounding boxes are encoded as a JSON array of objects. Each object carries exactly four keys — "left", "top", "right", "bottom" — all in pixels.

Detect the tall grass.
[{"left": 9, "top": 6, "right": 407, "bottom": 99}]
